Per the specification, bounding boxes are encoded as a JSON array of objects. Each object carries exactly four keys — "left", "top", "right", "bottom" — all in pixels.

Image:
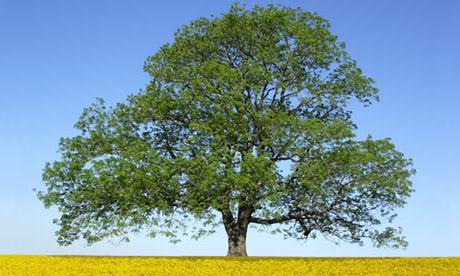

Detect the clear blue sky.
[{"left": 1, "top": 0, "right": 459, "bottom": 256}]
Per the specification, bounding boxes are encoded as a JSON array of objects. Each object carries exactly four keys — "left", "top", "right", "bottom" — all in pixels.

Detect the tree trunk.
[
  {"left": 222, "top": 206, "right": 252, "bottom": 256},
  {"left": 226, "top": 226, "right": 248, "bottom": 256}
]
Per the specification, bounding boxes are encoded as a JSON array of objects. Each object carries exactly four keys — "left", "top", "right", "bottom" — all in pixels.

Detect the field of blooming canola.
[{"left": 0, "top": 255, "right": 459, "bottom": 275}]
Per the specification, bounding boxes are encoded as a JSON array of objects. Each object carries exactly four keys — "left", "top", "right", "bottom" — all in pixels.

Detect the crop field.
[{"left": 0, "top": 256, "right": 459, "bottom": 275}]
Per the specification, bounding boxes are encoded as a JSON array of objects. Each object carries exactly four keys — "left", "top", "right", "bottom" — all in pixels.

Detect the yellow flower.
[{"left": 0, "top": 255, "right": 458, "bottom": 275}]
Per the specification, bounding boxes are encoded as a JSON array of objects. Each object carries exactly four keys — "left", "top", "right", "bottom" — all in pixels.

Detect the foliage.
[{"left": 37, "top": 4, "right": 415, "bottom": 251}]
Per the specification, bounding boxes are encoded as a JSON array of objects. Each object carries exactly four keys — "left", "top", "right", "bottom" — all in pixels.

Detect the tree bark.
[
  {"left": 222, "top": 206, "right": 252, "bottom": 256},
  {"left": 226, "top": 225, "right": 248, "bottom": 256}
]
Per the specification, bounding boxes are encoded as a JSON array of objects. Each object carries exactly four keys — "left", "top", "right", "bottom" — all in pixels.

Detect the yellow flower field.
[{"left": 0, "top": 255, "right": 459, "bottom": 275}]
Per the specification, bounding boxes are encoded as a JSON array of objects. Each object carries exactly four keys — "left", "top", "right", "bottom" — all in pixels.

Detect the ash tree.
[{"left": 37, "top": 4, "right": 415, "bottom": 256}]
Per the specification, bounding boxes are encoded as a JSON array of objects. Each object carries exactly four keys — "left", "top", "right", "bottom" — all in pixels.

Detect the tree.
[{"left": 37, "top": 4, "right": 415, "bottom": 256}]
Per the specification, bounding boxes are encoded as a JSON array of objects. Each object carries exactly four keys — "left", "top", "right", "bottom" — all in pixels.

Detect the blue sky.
[{"left": 0, "top": 0, "right": 459, "bottom": 256}]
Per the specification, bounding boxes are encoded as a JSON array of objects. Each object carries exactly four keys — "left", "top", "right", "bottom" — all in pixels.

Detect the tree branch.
[{"left": 250, "top": 215, "right": 292, "bottom": 225}]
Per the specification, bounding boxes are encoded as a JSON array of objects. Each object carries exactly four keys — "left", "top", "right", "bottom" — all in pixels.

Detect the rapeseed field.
[{"left": 0, "top": 255, "right": 459, "bottom": 275}]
